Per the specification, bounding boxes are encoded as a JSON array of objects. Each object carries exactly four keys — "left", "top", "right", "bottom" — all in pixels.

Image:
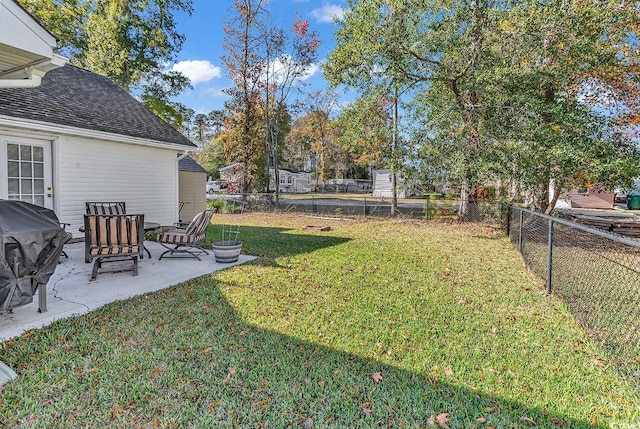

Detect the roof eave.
[{"left": 0, "top": 115, "right": 195, "bottom": 151}]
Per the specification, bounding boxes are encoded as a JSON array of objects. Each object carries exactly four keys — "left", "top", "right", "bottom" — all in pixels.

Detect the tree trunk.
[{"left": 390, "top": 86, "right": 399, "bottom": 216}]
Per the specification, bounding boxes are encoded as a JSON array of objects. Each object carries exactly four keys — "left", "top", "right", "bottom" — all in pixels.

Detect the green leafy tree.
[
  {"left": 332, "top": 92, "right": 391, "bottom": 176},
  {"left": 324, "top": 0, "right": 421, "bottom": 215},
  {"left": 18, "top": 0, "right": 193, "bottom": 119}
]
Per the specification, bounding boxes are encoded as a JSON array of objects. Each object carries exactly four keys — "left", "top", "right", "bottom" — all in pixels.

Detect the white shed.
[{"left": 372, "top": 169, "right": 406, "bottom": 199}]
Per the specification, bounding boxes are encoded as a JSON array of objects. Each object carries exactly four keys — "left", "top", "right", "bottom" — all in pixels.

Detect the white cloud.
[
  {"left": 310, "top": 4, "right": 344, "bottom": 23},
  {"left": 203, "top": 87, "right": 227, "bottom": 97},
  {"left": 170, "top": 60, "right": 221, "bottom": 85},
  {"left": 260, "top": 56, "right": 319, "bottom": 85},
  {"left": 299, "top": 63, "right": 319, "bottom": 81}
]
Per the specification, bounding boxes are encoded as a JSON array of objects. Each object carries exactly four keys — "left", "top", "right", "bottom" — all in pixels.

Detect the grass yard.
[{"left": 1, "top": 213, "right": 638, "bottom": 428}]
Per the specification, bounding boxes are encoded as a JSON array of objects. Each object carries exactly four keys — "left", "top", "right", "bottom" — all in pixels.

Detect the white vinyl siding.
[{"left": 55, "top": 135, "right": 179, "bottom": 236}]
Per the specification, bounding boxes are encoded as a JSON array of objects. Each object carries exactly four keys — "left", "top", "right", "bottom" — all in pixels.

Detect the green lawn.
[{"left": 1, "top": 214, "right": 638, "bottom": 428}]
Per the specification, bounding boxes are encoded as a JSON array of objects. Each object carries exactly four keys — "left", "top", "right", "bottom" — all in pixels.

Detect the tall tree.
[
  {"left": 454, "top": 1, "right": 640, "bottom": 213},
  {"left": 324, "top": 1, "right": 417, "bottom": 215},
  {"left": 221, "top": 0, "right": 268, "bottom": 194},
  {"left": 260, "top": 17, "right": 320, "bottom": 198}
]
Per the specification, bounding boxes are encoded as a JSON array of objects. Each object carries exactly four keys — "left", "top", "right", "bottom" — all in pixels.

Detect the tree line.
[{"left": 19, "top": 0, "right": 640, "bottom": 214}]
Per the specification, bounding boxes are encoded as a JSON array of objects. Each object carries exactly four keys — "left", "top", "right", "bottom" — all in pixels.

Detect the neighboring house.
[
  {"left": 219, "top": 163, "right": 242, "bottom": 188},
  {"left": 372, "top": 169, "right": 407, "bottom": 199},
  {"left": 269, "top": 168, "right": 311, "bottom": 193},
  {"left": 178, "top": 155, "right": 207, "bottom": 223}
]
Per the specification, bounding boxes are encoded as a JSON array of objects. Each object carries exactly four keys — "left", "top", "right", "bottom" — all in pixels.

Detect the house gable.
[{"left": 0, "top": 64, "right": 195, "bottom": 148}]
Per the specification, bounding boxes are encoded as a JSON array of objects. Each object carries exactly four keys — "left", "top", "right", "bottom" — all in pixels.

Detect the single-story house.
[
  {"left": 0, "top": 1, "right": 197, "bottom": 237},
  {"left": 372, "top": 169, "right": 407, "bottom": 199},
  {"left": 178, "top": 155, "right": 207, "bottom": 223},
  {"left": 269, "top": 168, "right": 311, "bottom": 193},
  {"left": 219, "top": 163, "right": 242, "bottom": 187}
]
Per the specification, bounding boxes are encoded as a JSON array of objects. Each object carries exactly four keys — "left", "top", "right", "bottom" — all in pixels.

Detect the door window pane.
[
  {"left": 8, "top": 179, "right": 19, "bottom": 195},
  {"left": 34, "top": 179, "right": 44, "bottom": 194},
  {"left": 33, "top": 163, "right": 44, "bottom": 178},
  {"left": 33, "top": 146, "right": 43, "bottom": 162},
  {"left": 7, "top": 144, "right": 18, "bottom": 160},
  {"left": 7, "top": 161, "right": 19, "bottom": 177},
  {"left": 21, "top": 179, "right": 32, "bottom": 194},
  {"left": 20, "top": 145, "right": 31, "bottom": 161},
  {"left": 21, "top": 162, "right": 32, "bottom": 177},
  {"left": 34, "top": 195, "right": 45, "bottom": 206}
]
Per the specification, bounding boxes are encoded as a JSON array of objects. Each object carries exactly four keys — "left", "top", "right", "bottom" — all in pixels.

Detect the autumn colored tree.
[{"left": 221, "top": 0, "right": 269, "bottom": 194}]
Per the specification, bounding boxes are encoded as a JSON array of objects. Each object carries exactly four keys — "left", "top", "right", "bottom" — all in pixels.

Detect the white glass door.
[{"left": 0, "top": 135, "right": 53, "bottom": 209}]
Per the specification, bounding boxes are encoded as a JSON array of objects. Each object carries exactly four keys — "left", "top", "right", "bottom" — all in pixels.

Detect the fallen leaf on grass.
[
  {"left": 520, "top": 416, "right": 536, "bottom": 425},
  {"left": 428, "top": 413, "right": 448, "bottom": 427},
  {"left": 361, "top": 402, "right": 373, "bottom": 416},
  {"left": 207, "top": 400, "right": 221, "bottom": 413},
  {"left": 202, "top": 347, "right": 212, "bottom": 354},
  {"left": 372, "top": 372, "right": 383, "bottom": 383},
  {"left": 444, "top": 368, "right": 454, "bottom": 377},
  {"left": 128, "top": 338, "right": 138, "bottom": 346},
  {"left": 476, "top": 417, "right": 487, "bottom": 423},
  {"left": 437, "top": 413, "right": 448, "bottom": 427},
  {"left": 594, "top": 358, "right": 605, "bottom": 367},
  {"left": 222, "top": 367, "right": 236, "bottom": 385}
]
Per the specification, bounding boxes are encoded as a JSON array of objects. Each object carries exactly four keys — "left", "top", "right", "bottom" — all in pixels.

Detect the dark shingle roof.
[
  {"left": 0, "top": 64, "right": 195, "bottom": 148},
  {"left": 179, "top": 155, "right": 206, "bottom": 173}
]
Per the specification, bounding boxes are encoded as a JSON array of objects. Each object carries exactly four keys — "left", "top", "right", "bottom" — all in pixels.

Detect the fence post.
[
  {"left": 546, "top": 218, "right": 553, "bottom": 295},
  {"left": 518, "top": 209, "right": 523, "bottom": 253},
  {"left": 363, "top": 197, "right": 367, "bottom": 217}
]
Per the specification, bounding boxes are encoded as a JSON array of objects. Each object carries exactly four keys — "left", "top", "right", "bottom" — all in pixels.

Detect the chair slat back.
[
  {"left": 185, "top": 210, "right": 213, "bottom": 236},
  {"left": 86, "top": 202, "right": 126, "bottom": 215},
  {"left": 84, "top": 214, "right": 144, "bottom": 257}
]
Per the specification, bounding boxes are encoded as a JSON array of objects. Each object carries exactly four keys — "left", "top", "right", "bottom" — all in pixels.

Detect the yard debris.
[{"left": 304, "top": 225, "right": 331, "bottom": 231}]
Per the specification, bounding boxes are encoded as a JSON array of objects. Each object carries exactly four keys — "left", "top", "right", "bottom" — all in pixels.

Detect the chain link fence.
[
  {"left": 211, "top": 193, "right": 506, "bottom": 223},
  {"left": 509, "top": 207, "right": 640, "bottom": 384}
]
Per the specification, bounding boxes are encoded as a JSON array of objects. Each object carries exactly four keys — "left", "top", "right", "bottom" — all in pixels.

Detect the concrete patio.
[{"left": 0, "top": 240, "right": 255, "bottom": 341}]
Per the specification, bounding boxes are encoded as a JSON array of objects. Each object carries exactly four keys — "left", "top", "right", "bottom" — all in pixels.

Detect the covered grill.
[{"left": 0, "top": 200, "right": 66, "bottom": 312}]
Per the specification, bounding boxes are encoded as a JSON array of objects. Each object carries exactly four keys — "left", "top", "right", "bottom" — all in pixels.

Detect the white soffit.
[{"left": 0, "top": 0, "right": 66, "bottom": 80}]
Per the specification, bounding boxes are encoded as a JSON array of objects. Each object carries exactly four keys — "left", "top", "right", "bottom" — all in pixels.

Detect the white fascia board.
[
  {"left": 0, "top": 0, "right": 57, "bottom": 57},
  {"left": 0, "top": 115, "right": 193, "bottom": 152}
]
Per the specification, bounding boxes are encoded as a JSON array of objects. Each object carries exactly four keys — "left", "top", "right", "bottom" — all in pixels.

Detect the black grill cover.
[{"left": 0, "top": 200, "right": 66, "bottom": 311}]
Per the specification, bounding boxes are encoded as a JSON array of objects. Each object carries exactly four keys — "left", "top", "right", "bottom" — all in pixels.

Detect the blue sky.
[{"left": 170, "top": 0, "right": 347, "bottom": 114}]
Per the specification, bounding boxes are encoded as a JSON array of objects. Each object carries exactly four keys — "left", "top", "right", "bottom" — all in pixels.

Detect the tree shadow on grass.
[
  {"left": 0, "top": 278, "right": 613, "bottom": 428},
  {"left": 207, "top": 224, "right": 351, "bottom": 261}
]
